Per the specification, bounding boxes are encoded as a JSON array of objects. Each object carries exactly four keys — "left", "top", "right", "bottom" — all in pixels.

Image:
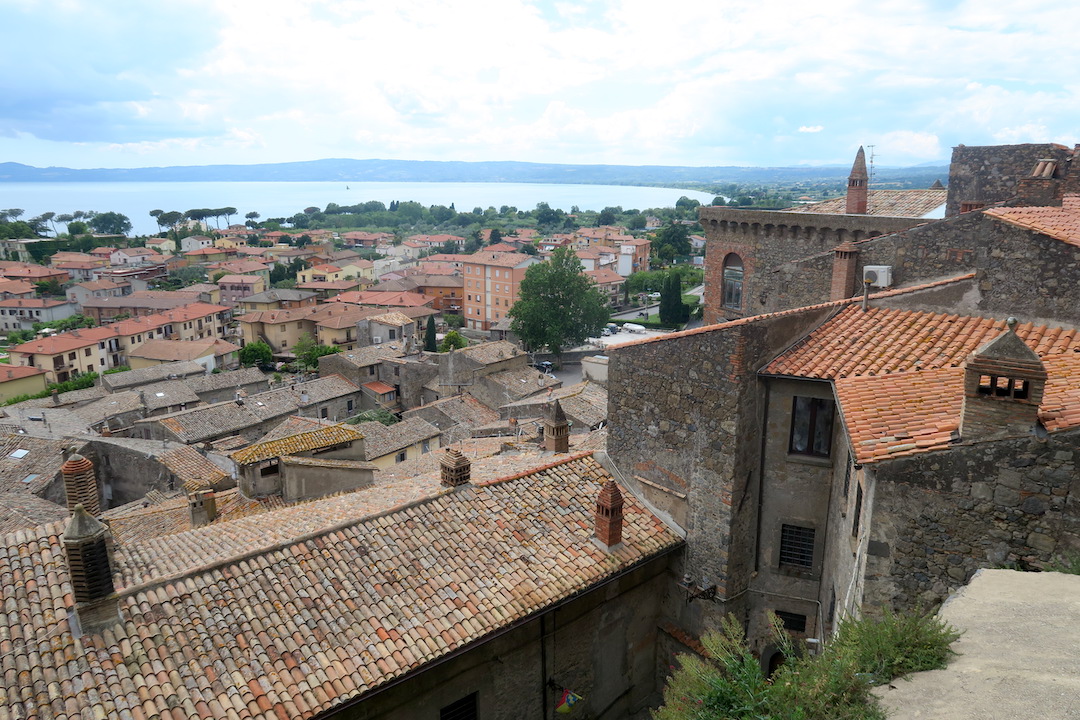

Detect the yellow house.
[
  {"left": 297, "top": 264, "right": 347, "bottom": 284},
  {"left": 0, "top": 365, "right": 48, "bottom": 402},
  {"left": 237, "top": 303, "right": 363, "bottom": 355},
  {"left": 214, "top": 236, "right": 247, "bottom": 250},
  {"left": 126, "top": 338, "right": 241, "bottom": 371},
  {"left": 315, "top": 307, "right": 380, "bottom": 351},
  {"left": 338, "top": 261, "right": 376, "bottom": 282},
  {"left": 355, "top": 417, "right": 441, "bottom": 469}
]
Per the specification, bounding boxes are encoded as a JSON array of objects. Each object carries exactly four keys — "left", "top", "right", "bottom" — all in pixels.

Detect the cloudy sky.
[{"left": 2, "top": 0, "right": 1077, "bottom": 170}]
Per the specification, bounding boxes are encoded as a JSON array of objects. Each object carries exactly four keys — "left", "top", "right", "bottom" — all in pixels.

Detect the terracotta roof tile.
[
  {"left": 763, "top": 306, "right": 1080, "bottom": 380},
  {"left": 787, "top": 189, "right": 947, "bottom": 217},
  {"left": 231, "top": 424, "right": 364, "bottom": 464},
  {"left": 984, "top": 202, "right": 1080, "bottom": 247},
  {"left": 0, "top": 451, "right": 680, "bottom": 720}
]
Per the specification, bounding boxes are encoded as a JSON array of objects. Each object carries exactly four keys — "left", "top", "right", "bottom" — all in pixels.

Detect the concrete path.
[{"left": 874, "top": 568, "right": 1080, "bottom": 719}]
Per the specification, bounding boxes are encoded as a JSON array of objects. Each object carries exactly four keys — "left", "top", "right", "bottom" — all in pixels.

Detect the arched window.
[{"left": 722, "top": 253, "right": 744, "bottom": 309}]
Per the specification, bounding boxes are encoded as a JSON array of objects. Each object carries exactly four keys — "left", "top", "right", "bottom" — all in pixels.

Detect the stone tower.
[
  {"left": 846, "top": 146, "right": 869, "bottom": 214},
  {"left": 62, "top": 449, "right": 100, "bottom": 516},
  {"left": 63, "top": 504, "right": 121, "bottom": 634},
  {"left": 960, "top": 317, "right": 1047, "bottom": 440},
  {"left": 543, "top": 399, "right": 570, "bottom": 453}
]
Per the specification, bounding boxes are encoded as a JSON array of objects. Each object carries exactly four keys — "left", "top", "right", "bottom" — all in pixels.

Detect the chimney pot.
[
  {"left": 594, "top": 479, "right": 624, "bottom": 549},
  {"left": 440, "top": 447, "right": 471, "bottom": 487}
]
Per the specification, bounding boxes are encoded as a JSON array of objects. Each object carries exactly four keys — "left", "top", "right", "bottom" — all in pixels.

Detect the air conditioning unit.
[
  {"left": 863, "top": 265, "right": 893, "bottom": 288},
  {"left": 372, "top": 336, "right": 383, "bottom": 345}
]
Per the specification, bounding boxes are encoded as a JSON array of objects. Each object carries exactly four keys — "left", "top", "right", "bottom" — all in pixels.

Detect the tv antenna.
[{"left": 867, "top": 144, "right": 877, "bottom": 213}]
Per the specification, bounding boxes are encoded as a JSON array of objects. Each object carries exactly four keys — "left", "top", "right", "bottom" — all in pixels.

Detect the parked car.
[
  {"left": 647, "top": 292, "right": 661, "bottom": 299},
  {"left": 534, "top": 360, "right": 553, "bottom": 373}
]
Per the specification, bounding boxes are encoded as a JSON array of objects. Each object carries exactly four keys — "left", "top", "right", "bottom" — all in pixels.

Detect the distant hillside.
[{"left": 0, "top": 158, "right": 948, "bottom": 187}]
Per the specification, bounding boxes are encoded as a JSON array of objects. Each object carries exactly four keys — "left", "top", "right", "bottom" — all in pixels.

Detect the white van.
[{"left": 622, "top": 323, "right": 646, "bottom": 333}]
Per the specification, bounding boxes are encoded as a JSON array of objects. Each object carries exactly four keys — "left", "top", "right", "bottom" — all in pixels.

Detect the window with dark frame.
[
  {"left": 440, "top": 692, "right": 477, "bottom": 720},
  {"left": 779, "top": 524, "right": 815, "bottom": 570},
  {"left": 774, "top": 610, "right": 807, "bottom": 633},
  {"left": 722, "top": 253, "right": 744, "bottom": 310},
  {"left": 788, "top": 396, "right": 835, "bottom": 457},
  {"left": 852, "top": 484, "right": 864, "bottom": 537}
]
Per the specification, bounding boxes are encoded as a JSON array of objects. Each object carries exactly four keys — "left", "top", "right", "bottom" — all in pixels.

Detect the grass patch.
[
  {"left": 653, "top": 610, "right": 960, "bottom": 720},
  {"left": 1047, "top": 552, "right": 1080, "bottom": 574}
]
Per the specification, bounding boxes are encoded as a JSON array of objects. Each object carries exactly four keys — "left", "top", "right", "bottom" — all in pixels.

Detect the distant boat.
[{"left": 346, "top": 185, "right": 350, "bottom": 190}]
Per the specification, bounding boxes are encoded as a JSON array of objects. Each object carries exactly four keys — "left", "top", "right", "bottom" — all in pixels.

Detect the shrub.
[{"left": 653, "top": 610, "right": 959, "bottom": 720}]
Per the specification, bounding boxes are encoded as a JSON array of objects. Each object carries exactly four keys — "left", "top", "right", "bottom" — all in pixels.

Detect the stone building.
[
  {"left": 699, "top": 142, "right": 1080, "bottom": 325},
  {"left": 0, "top": 450, "right": 684, "bottom": 719},
  {"left": 606, "top": 291, "right": 1080, "bottom": 662}
]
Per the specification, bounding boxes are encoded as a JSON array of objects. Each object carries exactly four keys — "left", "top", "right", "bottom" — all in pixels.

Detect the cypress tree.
[{"left": 424, "top": 315, "right": 437, "bottom": 352}]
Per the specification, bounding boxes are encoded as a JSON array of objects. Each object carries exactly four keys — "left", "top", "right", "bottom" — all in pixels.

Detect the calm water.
[{"left": 0, "top": 181, "right": 715, "bottom": 236}]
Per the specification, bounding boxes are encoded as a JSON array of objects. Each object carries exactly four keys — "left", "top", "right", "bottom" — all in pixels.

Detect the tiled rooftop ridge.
[
  {"left": 764, "top": 305, "right": 1080, "bottom": 380},
  {"left": 0, "top": 453, "right": 680, "bottom": 719},
  {"left": 607, "top": 273, "right": 976, "bottom": 352}
]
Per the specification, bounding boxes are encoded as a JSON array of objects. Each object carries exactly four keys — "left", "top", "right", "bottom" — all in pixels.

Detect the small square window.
[
  {"left": 779, "top": 524, "right": 815, "bottom": 570},
  {"left": 774, "top": 610, "right": 807, "bottom": 633},
  {"left": 440, "top": 692, "right": 477, "bottom": 720},
  {"left": 395, "top": 450, "right": 407, "bottom": 463}
]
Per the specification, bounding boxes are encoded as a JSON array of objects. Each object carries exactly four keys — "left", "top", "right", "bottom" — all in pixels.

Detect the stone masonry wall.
[
  {"left": 946, "top": 143, "right": 1071, "bottom": 217},
  {"left": 607, "top": 305, "right": 837, "bottom": 611},
  {"left": 862, "top": 430, "right": 1080, "bottom": 612},
  {"left": 699, "top": 206, "right": 930, "bottom": 323},
  {"left": 715, "top": 208, "right": 1080, "bottom": 326}
]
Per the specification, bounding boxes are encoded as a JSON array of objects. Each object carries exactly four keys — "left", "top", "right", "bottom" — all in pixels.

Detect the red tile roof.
[
  {"left": 763, "top": 306, "right": 1080, "bottom": 380},
  {"left": 363, "top": 380, "right": 396, "bottom": 394},
  {"left": 787, "top": 189, "right": 947, "bottom": 217},
  {"left": 984, "top": 201, "right": 1080, "bottom": 248},
  {"left": 0, "top": 453, "right": 680, "bottom": 719}
]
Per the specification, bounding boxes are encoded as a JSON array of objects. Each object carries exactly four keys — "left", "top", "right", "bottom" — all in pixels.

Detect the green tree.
[
  {"left": 238, "top": 341, "right": 273, "bottom": 367},
  {"left": 487, "top": 228, "right": 503, "bottom": 245},
  {"left": 509, "top": 246, "right": 609, "bottom": 364},
  {"left": 424, "top": 316, "right": 437, "bottom": 352},
  {"left": 34, "top": 279, "right": 63, "bottom": 297},
  {"left": 437, "top": 330, "right": 469, "bottom": 352},
  {"left": 653, "top": 221, "right": 691, "bottom": 259},
  {"left": 89, "top": 211, "right": 133, "bottom": 236},
  {"left": 658, "top": 273, "right": 689, "bottom": 325},
  {"left": 294, "top": 332, "right": 340, "bottom": 370}
]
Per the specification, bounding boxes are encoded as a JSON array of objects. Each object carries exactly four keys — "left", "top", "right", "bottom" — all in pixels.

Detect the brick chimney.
[
  {"left": 846, "top": 146, "right": 869, "bottom": 214},
  {"left": 63, "top": 504, "right": 121, "bottom": 634},
  {"left": 830, "top": 241, "right": 860, "bottom": 300},
  {"left": 440, "top": 447, "right": 471, "bottom": 487},
  {"left": 594, "top": 480, "right": 624, "bottom": 549},
  {"left": 960, "top": 317, "right": 1047, "bottom": 440},
  {"left": 62, "top": 449, "right": 100, "bottom": 516},
  {"left": 543, "top": 399, "right": 570, "bottom": 453},
  {"left": 188, "top": 490, "right": 218, "bottom": 527}
]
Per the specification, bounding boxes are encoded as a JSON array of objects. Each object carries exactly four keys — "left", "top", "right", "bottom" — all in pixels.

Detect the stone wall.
[
  {"left": 946, "top": 143, "right": 1070, "bottom": 217},
  {"left": 606, "top": 305, "right": 837, "bottom": 620},
  {"left": 862, "top": 430, "right": 1080, "bottom": 612},
  {"left": 709, "top": 206, "right": 1080, "bottom": 327},
  {"left": 334, "top": 555, "right": 676, "bottom": 720},
  {"left": 699, "top": 206, "right": 921, "bottom": 324}
]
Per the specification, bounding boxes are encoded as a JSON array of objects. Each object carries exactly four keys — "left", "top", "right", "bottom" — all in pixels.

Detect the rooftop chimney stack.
[
  {"left": 440, "top": 448, "right": 471, "bottom": 488},
  {"left": 846, "top": 146, "right": 869, "bottom": 215},
  {"left": 594, "top": 480, "right": 624, "bottom": 549},
  {"left": 188, "top": 490, "right": 218, "bottom": 527},
  {"left": 543, "top": 399, "right": 570, "bottom": 453},
  {"left": 830, "top": 242, "right": 860, "bottom": 301},
  {"left": 960, "top": 317, "right": 1047, "bottom": 440},
  {"left": 62, "top": 449, "right": 100, "bottom": 516},
  {"left": 63, "top": 504, "right": 121, "bottom": 635}
]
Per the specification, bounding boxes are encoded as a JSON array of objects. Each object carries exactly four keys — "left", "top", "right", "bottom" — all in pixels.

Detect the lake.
[{"left": 0, "top": 181, "right": 716, "bottom": 236}]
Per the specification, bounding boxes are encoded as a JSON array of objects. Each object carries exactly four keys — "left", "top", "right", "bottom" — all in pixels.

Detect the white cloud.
[{"left": 6, "top": 0, "right": 1080, "bottom": 168}]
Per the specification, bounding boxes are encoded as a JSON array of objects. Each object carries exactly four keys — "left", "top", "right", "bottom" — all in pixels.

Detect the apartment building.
[{"left": 462, "top": 252, "right": 539, "bottom": 331}]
